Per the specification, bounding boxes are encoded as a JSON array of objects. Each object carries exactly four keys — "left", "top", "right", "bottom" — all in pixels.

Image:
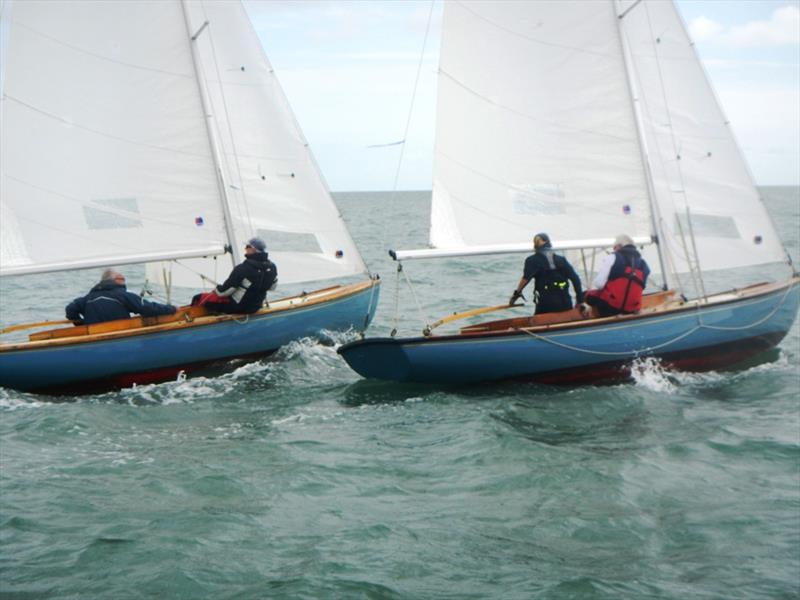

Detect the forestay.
[
  {"left": 149, "top": 0, "right": 368, "bottom": 288},
  {"left": 0, "top": 0, "right": 229, "bottom": 275}
]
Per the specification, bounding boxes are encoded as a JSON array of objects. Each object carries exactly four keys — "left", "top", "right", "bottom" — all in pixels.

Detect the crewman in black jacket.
[
  {"left": 509, "top": 232, "right": 584, "bottom": 314},
  {"left": 197, "top": 237, "right": 278, "bottom": 314}
]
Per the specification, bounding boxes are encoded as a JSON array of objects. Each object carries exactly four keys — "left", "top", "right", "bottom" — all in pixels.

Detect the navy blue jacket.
[
  {"left": 215, "top": 253, "right": 277, "bottom": 313},
  {"left": 66, "top": 281, "right": 176, "bottom": 325},
  {"left": 523, "top": 249, "right": 584, "bottom": 314}
]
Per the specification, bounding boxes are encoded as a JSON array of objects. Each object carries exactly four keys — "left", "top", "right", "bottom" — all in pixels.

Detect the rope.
[
  {"left": 699, "top": 282, "right": 793, "bottom": 331},
  {"left": 516, "top": 323, "right": 702, "bottom": 357},
  {"left": 171, "top": 259, "right": 221, "bottom": 289}
]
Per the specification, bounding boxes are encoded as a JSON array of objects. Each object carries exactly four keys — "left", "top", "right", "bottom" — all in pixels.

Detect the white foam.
[
  {"left": 0, "top": 388, "right": 47, "bottom": 410},
  {"left": 630, "top": 357, "right": 678, "bottom": 393}
]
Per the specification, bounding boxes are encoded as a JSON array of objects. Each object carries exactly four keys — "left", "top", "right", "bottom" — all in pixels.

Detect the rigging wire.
[
  {"left": 640, "top": 1, "right": 704, "bottom": 300},
  {"left": 385, "top": 0, "right": 436, "bottom": 332}
]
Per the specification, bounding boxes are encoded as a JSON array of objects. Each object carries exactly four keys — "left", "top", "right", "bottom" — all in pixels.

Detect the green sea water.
[{"left": 1, "top": 188, "right": 799, "bottom": 598}]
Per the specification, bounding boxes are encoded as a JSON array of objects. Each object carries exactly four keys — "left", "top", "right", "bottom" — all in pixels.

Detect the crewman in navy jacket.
[{"left": 66, "top": 270, "right": 176, "bottom": 325}]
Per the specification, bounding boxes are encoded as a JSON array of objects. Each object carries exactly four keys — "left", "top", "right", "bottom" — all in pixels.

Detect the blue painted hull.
[
  {"left": 0, "top": 281, "right": 379, "bottom": 394},
  {"left": 339, "top": 280, "right": 799, "bottom": 385}
]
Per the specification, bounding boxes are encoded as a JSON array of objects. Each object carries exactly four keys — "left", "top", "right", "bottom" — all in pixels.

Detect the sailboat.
[
  {"left": 338, "top": 0, "right": 799, "bottom": 385},
  {"left": 0, "top": 0, "right": 379, "bottom": 394}
]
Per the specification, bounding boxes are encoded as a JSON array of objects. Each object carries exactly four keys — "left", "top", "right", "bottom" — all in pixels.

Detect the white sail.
[
  {"left": 149, "top": 0, "right": 368, "bottom": 288},
  {"left": 430, "top": 0, "right": 654, "bottom": 250},
  {"left": 0, "top": 0, "right": 230, "bottom": 276},
  {"left": 425, "top": 0, "right": 789, "bottom": 290},
  {"left": 618, "top": 0, "right": 787, "bottom": 274}
]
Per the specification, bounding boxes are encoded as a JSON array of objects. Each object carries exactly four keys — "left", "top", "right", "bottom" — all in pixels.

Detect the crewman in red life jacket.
[{"left": 584, "top": 234, "right": 650, "bottom": 317}]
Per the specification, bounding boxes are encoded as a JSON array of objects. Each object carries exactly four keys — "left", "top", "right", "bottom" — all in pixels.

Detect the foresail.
[
  {"left": 430, "top": 0, "right": 653, "bottom": 250},
  {"left": 150, "top": 0, "right": 368, "bottom": 289},
  {"left": 0, "top": 0, "right": 229, "bottom": 276},
  {"left": 618, "top": 0, "right": 787, "bottom": 275}
]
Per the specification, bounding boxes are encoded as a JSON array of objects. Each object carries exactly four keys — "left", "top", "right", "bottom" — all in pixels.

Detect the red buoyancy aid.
[{"left": 597, "top": 259, "right": 646, "bottom": 313}]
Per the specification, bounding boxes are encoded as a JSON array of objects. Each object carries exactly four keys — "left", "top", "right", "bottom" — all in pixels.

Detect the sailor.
[
  {"left": 194, "top": 237, "right": 277, "bottom": 314},
  {"left": 509, "top": 232, "right": 584, "bottom": 314},
  {"left": 65, "top": 269, "right": 176, "bottom": 325},
  {"left": 584, "top": 234, "right": 650, "bottom": 317}
]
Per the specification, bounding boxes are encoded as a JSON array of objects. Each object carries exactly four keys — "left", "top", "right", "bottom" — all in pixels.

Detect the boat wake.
[
  {"left": 630, "top": 349, "right": 791, "bottom": 394},
  {"left": 0, "top": 388, "right": 47, "bottom": 410}
]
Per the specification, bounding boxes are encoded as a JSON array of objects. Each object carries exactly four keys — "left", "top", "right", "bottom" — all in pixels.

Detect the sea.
[{"left": 1, "top": 187, "right": 798, "bottom": 599}]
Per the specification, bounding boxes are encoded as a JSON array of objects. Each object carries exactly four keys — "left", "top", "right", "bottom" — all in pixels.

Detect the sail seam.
[
  {"left": 12, "top": 20, "right": 194, "bottom": 79},
  {"left": 435, "top": 150, "right": 639, "bottom": 224},
  {"left": 438, "top": 70, "right": 636, "bottom": 144},
  {"left": 3, "top": 174, "right": 222, "bottom": 234},
  {"left": 4, "top": 95, "right": 211, "bottom": 158},
  {"left": 454, "top": 0, "right": 618, "bottom": 59}
]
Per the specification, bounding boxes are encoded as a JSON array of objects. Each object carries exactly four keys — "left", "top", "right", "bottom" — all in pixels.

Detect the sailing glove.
[{"left": 509, "top": 290, "right": 525, "bottom": 306}]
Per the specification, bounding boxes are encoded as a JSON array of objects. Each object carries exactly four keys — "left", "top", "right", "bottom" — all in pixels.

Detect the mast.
[
  {"left": 614, "top": 0, "right": 671, "bottom": 290},
  {"left": 180, "top": 0, "right": 238, "bottom": 270}
]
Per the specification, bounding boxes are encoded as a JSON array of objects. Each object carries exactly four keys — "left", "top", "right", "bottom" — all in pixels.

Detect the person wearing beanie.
[
  {"left": 193, "top": 237, "right": 278, "bottom": 314},
  {"left": 584, "top": 234, "right": 650, "bottom": 316},
  {"left": 509, "top": 232, "right": 584, "bottom": 315},
  {"left": 66, "top": 269, "right": 176, "bottom": 325}
]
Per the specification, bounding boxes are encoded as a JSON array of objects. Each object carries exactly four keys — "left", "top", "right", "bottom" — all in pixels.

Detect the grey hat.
[{"left": 246, "top": 237, "right": 266, "bottom": 253}]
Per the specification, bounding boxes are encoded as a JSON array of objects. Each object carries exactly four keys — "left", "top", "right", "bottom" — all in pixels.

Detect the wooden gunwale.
[
  {"left": 0, "top": 279, "right": 378, "bottom": 352},
  {"left": 438, "top": 277, "right": 798, "bottom": 342}
]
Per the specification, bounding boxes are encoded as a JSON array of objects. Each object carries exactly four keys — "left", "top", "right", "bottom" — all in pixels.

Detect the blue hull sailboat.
[
  {"left": 0, "top": 0, "right": 379, "bottom": 394},
  {"left": 1, "top": 282, "right": 378, "bottom": 394},
  {"left": 341, "top": 281, "right": 799, "bottom": 384},
  {"left": 339, "top": 0, "right": 798, "bottom": 385}
]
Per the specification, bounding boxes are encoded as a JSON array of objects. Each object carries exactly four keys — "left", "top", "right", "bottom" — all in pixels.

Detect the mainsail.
[
  {"left": 426, "top": 0, "right": 788, "bottom": 289},
  {"left": 0, "top": 0, "right": 230, "bottom": 275},
  {"left": 150, "top": 0, "right": 368, "bottom": 288},
  {"left": 0, "top": 0, "right": 368, "bottom": 287},
  {"left": 431, "top": 0, "right": 653, "bottom": 250}
]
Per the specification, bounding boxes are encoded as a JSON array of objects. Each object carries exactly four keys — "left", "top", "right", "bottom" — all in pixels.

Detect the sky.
[{"left": 244, "top": 0, "right": 800, "bottom": 191}]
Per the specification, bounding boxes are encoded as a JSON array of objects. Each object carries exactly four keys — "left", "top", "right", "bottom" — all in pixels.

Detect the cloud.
[
  {"left": 688, "top": 15, "right": 724, "bottom": 42},
  {"left": 727, "top": 5, "right": 799, "bottom": 46},
  {"left": 688, "top": 5, "right": 800, "bottom": 47}
]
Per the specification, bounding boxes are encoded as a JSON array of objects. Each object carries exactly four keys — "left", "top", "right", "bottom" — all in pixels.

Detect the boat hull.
[
  {"left": 0, "top": 280, "right": 380, "bottom": 394},
  {"left": 338, "top": 279, "right": 799, "bottom": 385}
]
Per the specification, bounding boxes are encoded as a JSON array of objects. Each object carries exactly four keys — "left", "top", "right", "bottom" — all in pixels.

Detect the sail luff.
[
  {"left": 614, "top": 0, "right": 670, "bottom": 290},
  {"left": 180, "top": 0, "right": 238, "bottom": 269}
]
